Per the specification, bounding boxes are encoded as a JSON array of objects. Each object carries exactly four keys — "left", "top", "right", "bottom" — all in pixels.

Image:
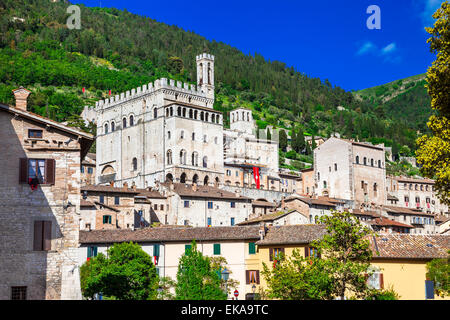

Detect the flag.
[
  {"left": 108, "top": 90, "right": 111, "bottom": 96},
  {"left": 82, "top": 87, "right": 85, "bottom": 93},
  {"left": 253, "top": 167, "right": 260, "bottom": 189}
]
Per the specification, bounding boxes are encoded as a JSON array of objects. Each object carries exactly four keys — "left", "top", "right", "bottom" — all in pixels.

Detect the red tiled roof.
[
  {"left": 370, "top": 234, "right": 450, "bottom": 259},
  {"left": 135, "top": 188, "right": 166, "bottom": 199},
  {"left": 383, "top": 205, "right": 435, "bottom": 216},
  {"left": 81, "top": 185, "right": 141, "bottom": 194},
  {"left": 79, "top": 226, "right": 261, "bottom": 244},
  {"left": 370, "top": 217, "right": 414, "bottom": 229},
  {"left": 163, "top": 183, "right": 251, "bottom": 201},
  {"left": 256, "top": 224, "right": 328, "bottom": 246}
]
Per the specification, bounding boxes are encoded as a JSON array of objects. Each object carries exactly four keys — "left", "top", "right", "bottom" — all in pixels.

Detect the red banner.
[{"left": 253, "top": 167, "right": 260, "bottom": 189}]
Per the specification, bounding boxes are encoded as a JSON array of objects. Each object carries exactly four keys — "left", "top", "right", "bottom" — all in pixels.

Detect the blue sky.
[{"left": 72, "top": 0, "right": 444, "bottom": 91}]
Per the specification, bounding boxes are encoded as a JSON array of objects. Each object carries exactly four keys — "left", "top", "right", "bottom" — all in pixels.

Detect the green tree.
[
  {"left": 175, "top": 241, "right": 227, "bottom": 300},
  {"left": 426, "top": 253, "right": 450, "bottom": 298},
  {"left": 279, "top": 129, "right": 288, "bottom": 151},
  {"left": 80, "top": 242, "right": 159, "bottom": 300},
  {"left": 416, "top": 1, "right": 450, "bottom": 205},
  {"left": 262, "top": 211, "right": 388, "bottom": 300}
]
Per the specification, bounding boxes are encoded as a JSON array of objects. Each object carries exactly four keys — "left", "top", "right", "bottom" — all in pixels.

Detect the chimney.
[
  {"left": 12, "top": 87, "right": 31, "bottom": 111},
  {"left": 259, "top": 223, "right": 266, "bottom": 240}
]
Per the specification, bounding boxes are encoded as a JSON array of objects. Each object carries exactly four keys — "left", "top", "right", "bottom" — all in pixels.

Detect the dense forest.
[{"left": 0, "top": 0, "right": 433, "bottom": 168}]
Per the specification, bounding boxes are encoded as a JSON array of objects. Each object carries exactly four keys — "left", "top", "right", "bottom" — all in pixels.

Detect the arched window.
[
  {"left": 194, "top": 110, "right": 198, "bottom": 120},
  {"left": 167, "top": 131, "right": 171, "bottom": 139},
  {"left": 129, "top": 115, "right": 134, "bottom": 126},
  {"left": 123, "top": 117, "right": 127, "bottom": 129},
  {"left": 166, "top": 108, "right": 170, "bottom": 117},
  {"left": 205, "top": 113, "right": 209, "bottom": 122},
  {"left": 189, "top": 109, "right": 193, "bottom": 119},
  {"left": 182, "top": 108, "right": 186, "bottom": 117},
  {"left": 378, "top": 160, "right": 381, "bottom": 168},
  {"left": 193, "top": 174, "right": 199, "bottom": 184},
  {"left": 212, "top": 114, "right": 216, "bottom": 123},
  {"left": 363, "top": 157, "right": 367, "bottom": 165},
  {"left": 203, "top": 156, "right": 208, "bottom": 168},
  {"left": 232, "top": 113, "right": 235, "bottom": 122},
  {"left": 216, "top": 115, "right": 220, "bottom": 124},
  {"left": 111, "top": 121, "right": 115, "bottom": 132},
  {"left": 180, "top": 150, "right": 186, "bottom": 165},
  {"left": 371, "top": 159, "right": 374, "bottom": 167},
  {"left": 192, "top": 152, "right": 198, "bottom": 166},
  {"left": 180, "top": 130, "right": 184, "bottom": 139},
  {"left": 200, "top": 112, "right": 204, "bottom": 121},
  {"left": 204, "top": 175, "right": 209, "bottom": 186},
  {"left": 356, "top": 156, "right": 359, "bottom": 164},
  {"left": 177, "top": 107, "right": 181, "bottom": 116},
  {"left": 167, "top": 150, "right": 172, "bottom": 165},
  {"left": 170, "top": 107, "right": 173, "bottom": 117},
  {"left": 192, "top": 132, "right": 195, "bottom": 141},
  {"left": 132, "top": 157, "right": 137, "bottom": 171},
  {"left": 153, "top": 108, "right": 157, "bottom": 119},
  {"left": 180, "top": 173, "right": 187, "bottom": 183},
  {"left": 166, "top": 173, "right": 173, "bottom": 182},
  {"left": 104, "top": 123, "right": 109, "bottom": 134}
]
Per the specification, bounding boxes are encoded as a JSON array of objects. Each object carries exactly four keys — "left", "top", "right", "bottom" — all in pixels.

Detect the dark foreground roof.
[{"left": 79, "top": 226, "right": 261, "bottom": 244}]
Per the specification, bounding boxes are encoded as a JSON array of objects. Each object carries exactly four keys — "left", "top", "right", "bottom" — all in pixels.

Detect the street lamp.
[{"left": 221, "top": 268, "right": 230, "bottom": 299}]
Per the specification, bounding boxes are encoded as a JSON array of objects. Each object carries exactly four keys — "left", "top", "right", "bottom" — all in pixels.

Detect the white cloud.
[
  {"left": 381, "top": 43, "right": 397, "bottom": 55},
  {"left": 356, "top": 41, "right": 377, "bottom": 56},
  {"left": 421, "top": 0, "right": 445, "bottom": 27}
]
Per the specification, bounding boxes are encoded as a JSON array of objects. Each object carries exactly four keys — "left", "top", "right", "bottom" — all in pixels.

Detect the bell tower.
[{"left": 196, "top": 53, "right": 215, "bottom": 102}]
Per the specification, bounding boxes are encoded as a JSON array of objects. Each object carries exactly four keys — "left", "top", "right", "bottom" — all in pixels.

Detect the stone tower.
[
  {"left": 196, "top": 53, "right": 215, "bottom": 102},
  {"left": 230, "top": 108, "right": 255, "bottom": 135}
]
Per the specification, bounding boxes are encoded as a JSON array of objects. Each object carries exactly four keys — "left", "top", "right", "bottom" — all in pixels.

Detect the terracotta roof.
[
  {"left": 387, "top": 194, "right": 399, "bottom": 201},
  {"left": 284, "top": 195, "right": 336, "bottom": 207},
  {"left": 370, "top": 217, "right": 414, "bottom": 229},
  {"left": 252, "top": 200, "right": 276, "bottom": 207},
  {"left": 238, "top": 210, "right": 303, "bottom": 226},
  {"left": 317, "top": 196, "right": 346, "bottom": 204},
  {"left": 392, "top": 176, "right": 435, "bottom": 184},
  {"left": 435, "top": 215, "right": 450, "bottom": 225},
  {"left": 351, "top": 209, "right": 382, "bottom": 218},
  {"left": 81, "top": 185, "right": 141, "bottom": 194},
  {"left": 163, "top": 183, "right": 251, "bottom": 201},
  {"left": 135, "top": 188, "right": 166, "bottom": 199},
  {"left": 370, "top": 234, "right": 450, "bottom": 259},
  {"left": 80, "top": 200, "right": 95, "bottom": 207},
  {"left": 79, "top": 226, "right": 261, "bottom": 244},
  {"left": 256, "top": 224, "right": 327, "bottom": 246},
  {"left": 383, "top": 205, "right": 435, "bottom": 216},
  {"left": 278, "top": 172, "right": 302, "bottom": 180}
]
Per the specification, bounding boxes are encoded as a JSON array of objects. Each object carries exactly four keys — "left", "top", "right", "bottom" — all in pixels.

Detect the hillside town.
[{"left": 0, "top": 54, "right": 448, "bottom": 301}]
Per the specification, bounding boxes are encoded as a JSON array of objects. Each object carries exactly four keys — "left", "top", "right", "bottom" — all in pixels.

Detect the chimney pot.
[{"left": 12, "top": 87, "right": 31, "bottom": 111}]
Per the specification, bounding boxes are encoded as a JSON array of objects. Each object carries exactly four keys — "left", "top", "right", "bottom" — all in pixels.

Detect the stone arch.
[
  {"left": 101, "top": 165, "right": 115, "bottom": 175},
  {"left": 166, "top": 173, "right": 174, "bottom": 182},
  {"left": 215, "top": 177, "right": 220, "bottom": 187},
  {"left": 111, "top": 121, "right": 115, "bottom": 132},
  {"left": 203, "top": 175, "right": 209, "bottom": 186},
  {"left": 104, "top": 122, "right": 109, "bottom": 134},
  {"left": 180, "top": 172, "right": 187, "bottom": 183},
  {"left": 123, "top": 117, "right": 127, "bottom": 128},
  {"left": 193, "top": 174, "right": 199, "bottom": 184},
  {"left": 180, "top": 149, "right": 187, "bottom": 164},
  {"left": 129, "top": 115, "right": 134, "bottom": 126}
]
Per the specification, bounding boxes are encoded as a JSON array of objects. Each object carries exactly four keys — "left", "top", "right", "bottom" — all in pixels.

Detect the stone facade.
[{"left": 0, "top": 95, "right": 93, "bottom": 300}]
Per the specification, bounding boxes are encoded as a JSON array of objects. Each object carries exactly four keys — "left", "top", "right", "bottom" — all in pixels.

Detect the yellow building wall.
[{"left": 255, "top": 246, "right": 449, "bottom": 300}]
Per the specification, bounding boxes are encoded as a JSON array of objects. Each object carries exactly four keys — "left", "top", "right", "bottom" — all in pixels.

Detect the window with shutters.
[
  {"left": 11, "top": 286, "right": 27, "bottom": 300},
  {"left": 246, "top": 270, "right": 260, "bottom": 284},
  {"left": 99, "top": 195, "right": 105, "bottom": 204},
  {"left": 20, "top": 158, "right": 55, "bottom": 185},
  {"left": 213, "top": 243, "right": 221, "bottom": 255},
  {"left": 367, "top": 272, "right": 384, "bottom": 290},
  {"left": 33, "top": 220, "right": 52, "bottom": 251},
  {"left": 114, "top": 196, "right": 120, "bottom": 205},
  {"left": 88, "top": 167, "right": 93, "bottom": 174},
  {"left": 230, "top": 217, "right": 235, "bottom": 226},
  {"left": 304, "top": 246, "right": 320, "bottom": 258},
  {"left": 249, "top": 242, "right": 256, "bottom": 255},
  {"left": 103, "top": 215, "right": 112, "bottom": 224},
  {"left": 87, "top": 246, "right": 98, "bottom": 259},
  {"left": 269, "top": 248, "right": 284, "bottom": 261},
  {"left": 153, "top": 244, "right": 160, "bottom": 257},
  {"left": 208, "top": 201, "right": 213, "bottom": 209}
]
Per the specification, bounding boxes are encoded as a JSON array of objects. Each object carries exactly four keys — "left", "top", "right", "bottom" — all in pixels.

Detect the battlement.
[
  {"left": 196, "top": 53, "right": 215, "bottom": 61},
  {"left": 94, "top": 77, "right": 207, "bottom": 110}
]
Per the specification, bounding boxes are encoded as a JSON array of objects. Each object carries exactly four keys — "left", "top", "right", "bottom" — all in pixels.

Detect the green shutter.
[
  {"left": 213, "top": 243, "right": 221, "bottom": 255},
  {"left": 87, "top": 246, "right": 92, "bottom": 258},
  {"left": 154, "top": 244, "right": 160, "bottom": 257},
  {"left": 249, "top": 242, "right": 256, "bottom": 254},
  {"left": 185, "top": 244, "right": 192, "bottom": 255}
]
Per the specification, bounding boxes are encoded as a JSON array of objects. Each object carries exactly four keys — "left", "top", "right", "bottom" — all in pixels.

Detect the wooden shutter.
[
  {"left": 269, "top": 248, "right": 273, "bottom": 261},
  {"left": 256, "top": 270, "right": 260, "bottom": 284},
  {"left": 19, "top": 158, "right": 28, "bottom": 183},
  {"left": 45, "top": 159, "right": 55, "bottom": 185},
  {"left": 33, "top": 221, "right": 43, "bottom": 251},
  {"left": 304, "top": 246, "right": 309, "bottom": 257},
  {"left": 379, "top": 273, "right": 384, "bottom": 289},
  {"left": 43, "top": 221, "right": 52, "bottom": 251},
  {"left": 245, "top": 270, "right": 250, "bottom": 284}
]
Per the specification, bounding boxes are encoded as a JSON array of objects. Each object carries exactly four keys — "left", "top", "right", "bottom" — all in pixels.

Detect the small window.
[
  {"left": 81, "top": 166, "right": 85, "bottom": 174},
  {"left": 11, "top": 287, "right": 27, "bottom": 300},
  {"left": 99, "top": 195, "right": 105, "bottom": 204},
  {"left": 111, "top": 121, "right": 115, "bottom": 132},
  {"left": 160, "top": 204, "right": 164, "bottom": 210},
  {"left": 334, "top": 163, "right": 337, "bottom": 171},
  {"left": 184, "top": 200, "right": 190, "bottom": 208},
  {"left": 208, "top": 201, "right": 213, "bottom": 209},
  {"left": 363, "top": 157, "right": 367, "bottom": 165},
  {"left": 231, "top": 217, "right": 235, "bottom": 226},
  {"left": 230, "top": 202, "right": 236, "bottom": 208},
  {"left": 213, "top": 243, "right": 221, "bottom": 255},
  {"left": 129, "top": 115, "right": 134, "bottom": 126},
  {"left": 28, "top": 129, "right": 43, "bottom": 139},
  {"left": 356, "top": 156, "right": 359, "bottom": 164},
  {"left": 114, "top": 196, "right": 120, "bottom": 205},
  {"left": 249, "top": 242, "right": 256, "bottom": 255},
  {"left": 103, "top": 215, "right": 112, "bottom": 224},
  {"left": 87, "top": 167, "right": 93, "bottom": 174},
  {"left": 87, "top": 246, "right": 98, "bottom": 258},
  {"left": 154, "top": 204, "right": 158, "bottom": 210},
  {"left": 123, "top": 117, "right": 127, "bottom": 128}
]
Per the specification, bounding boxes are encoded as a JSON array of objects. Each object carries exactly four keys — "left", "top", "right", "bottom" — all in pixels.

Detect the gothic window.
[
  {"left": 153, "top": 108, "right": 157, "bottom": 119},
  {"left": 205, "top": 113, "right": 209, "bottom": 122},
  {"left": 203, "top": 135, "right": 207, "bottom": 143},
  {"left": 201, "top": 111, "right": 204, "bottom": 121},
  {"left": 180, "top": 150, "right": 187, "bottom": 165},
  {"left": 371, "top": 159, "right": 374, "bottom": 167},
  {"left": 170, "top": 107, "right": 173, "bottom": 116},
  {"left": 129, "top": 115, "right": 134, "bottom": 126},
  {"left": 182, "top": 108, "right": 186, "bottom": 117},
  {"left": 363, "top": 157, "right": 367, "bottom": 165},
  {"left": 203, "top": 156, "right": 208, "bottom": 168},
  {"left": 194, "top": 110, "right": 198, "bottom": 120},
  {"left": 177, "top": 107, "right": 181, "bottom": 116},
  {"left": 180, "top": 173, "right": 187, "bottom": 183},
  {"left": 212, "top": 114, "right": 215, "bottom": 123},
  {"left": 167, "top": 150, "right": 172, "bottom": 165},
  {"left": 180, "top": 130, "right": 184, "bottom": 139},
  {"left": 207, "top": 63, "right": 211, "bottom": 84},
  {"left": 356, "top": 156, "right": 359, "bottom": 164},
  {"left": 378, "top": 160, "right": 381, "bottom": 168},
  {"left": 132, "top": 158, "right": 137, "bottom": 171},
  {"left": 111, "top": 121, "right": 115, "bottom": 132},
  {"left": 192, "top": 152, "right": 198, "bottom": 166},
  {"left": 189, "top": 109, "right": 193, "bottom": 119},
  {"left": 204, "top": 175, "right": 209, "bottom": 186},
  {"left": 166, "top": 108, "right": 170, "bottom": 117},
  {"left": 193, "top": 174, "right": 199, "bottom": 184},
  {"left": 123, "top": 117, "right": 127, "bottom": 128},
  {"left": 192, "top": 132, "right": 195, "bottom": 141},
  {"left": 167, "top": 131, "right": 171, "bottom": 139},
  {"left": 104, "top": 123, "right": 109, "bottom": 134}
]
